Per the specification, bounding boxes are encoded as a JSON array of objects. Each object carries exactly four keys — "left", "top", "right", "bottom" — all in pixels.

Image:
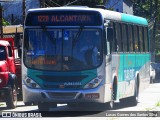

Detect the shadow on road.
[
  {"left": 0, "top": 104, "right": 25, "bottom": 111},
  {"left": 153, "top": 78, "right": 160, "bottom": 83},
  {"left": 0, "top": 98, "right": 141, "bottom": 117},
  {"left": 27, "top": 102, "right": 137, "bottom": 117},
  {"left": 0, "top": 106, "right": 8, "bottom": 111}
]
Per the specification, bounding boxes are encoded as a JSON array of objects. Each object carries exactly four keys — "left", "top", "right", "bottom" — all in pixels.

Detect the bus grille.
[
  {"left": 47, "top": 92, "right": 78, "bottom": 99},
  {"left": 37, "top": 75, "right": 88, "bottom": 89}
]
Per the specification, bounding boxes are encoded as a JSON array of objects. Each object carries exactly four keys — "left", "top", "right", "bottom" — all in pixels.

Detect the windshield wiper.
[
  {"left": 71, "top": 26, "right": 84, "bottom": 59},
  {"left": 41, "top": 25, "right": 56, "bottom": 53},
  {"left": 72, "top": 26, "right": 84, "bottom": 48}
]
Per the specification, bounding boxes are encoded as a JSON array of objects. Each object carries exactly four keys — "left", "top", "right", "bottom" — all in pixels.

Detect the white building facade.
[{"left": 105, "top": 0, "right": 133, "bottom": 14}]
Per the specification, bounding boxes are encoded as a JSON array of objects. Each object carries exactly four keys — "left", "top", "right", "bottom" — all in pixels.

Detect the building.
[{"left": 105, "top": 0, "right": 133, "bottom": 15}]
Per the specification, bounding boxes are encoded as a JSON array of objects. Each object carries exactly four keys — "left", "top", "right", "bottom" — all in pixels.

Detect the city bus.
[{"left": 22, "top": 7, "right": 150, "bottom": 111}]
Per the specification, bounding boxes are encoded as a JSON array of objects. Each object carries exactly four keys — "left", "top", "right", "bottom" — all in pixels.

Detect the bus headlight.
[
  {"left": 84, "top": 75, "right": 103, "bottom": 89},
  {"left": 24, "top": 77, "right": 41, "bottom": 89}
]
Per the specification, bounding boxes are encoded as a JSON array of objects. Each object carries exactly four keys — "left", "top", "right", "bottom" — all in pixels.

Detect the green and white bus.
[{"left": 22, "top": 7, "right": 150, "bottom": 111}]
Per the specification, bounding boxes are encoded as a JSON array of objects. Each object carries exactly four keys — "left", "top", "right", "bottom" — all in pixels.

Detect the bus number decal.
[
  {"left": 124, "top": 69, "right": 135, "bottom": 81},
  {"left": 38, "top": 16, "right": 49, "bottom": 22}
]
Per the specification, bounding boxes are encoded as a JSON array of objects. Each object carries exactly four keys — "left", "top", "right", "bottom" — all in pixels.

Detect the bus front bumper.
[{"left": 22, "top": 84, "right": 110, "bottom": 104}]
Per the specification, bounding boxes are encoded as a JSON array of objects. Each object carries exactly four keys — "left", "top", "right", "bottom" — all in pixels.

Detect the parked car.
[{"left": 150, "top": 62, "right": 156, "bottom": 83}]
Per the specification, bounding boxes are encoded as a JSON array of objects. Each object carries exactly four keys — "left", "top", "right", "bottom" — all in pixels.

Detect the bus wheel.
[
  {"left": 24, "top": 102, "right": 32, "bottom": 106},
  {"left": 150, "top": 77, "right": 154, "bottom": 84},
  {"left": 6, "top": 83, "right": 18, "bottom": 109},
  {"left": 106, "top": 85, "right": 116, "bottom": 110},
  {"left": 109, "top": 88, "right": 114, "bottom": 109},
  {"left": 129, "top": 78, "right": 139, "bottom": 106},
  {"left": 38, "top": 102, "right": 50, "bottom": 111},
  {"left": 111, "top": 85, "right": 116, "bottom": 109},
  {"left": 38, "top": 102, "right": 57, "bottom": 111}
]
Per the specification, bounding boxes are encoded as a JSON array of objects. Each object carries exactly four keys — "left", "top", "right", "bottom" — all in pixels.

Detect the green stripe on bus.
[
  {"left": 121, "top": 14, "right": 148, "bottom": 26},
  {"left": 117, "top": 53, "right": 150, "bottom": 82}
]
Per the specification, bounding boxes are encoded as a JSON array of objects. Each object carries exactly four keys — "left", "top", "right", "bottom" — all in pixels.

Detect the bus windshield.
[{"left": 24, "top": 28, "right": 102, "bottom": 71}]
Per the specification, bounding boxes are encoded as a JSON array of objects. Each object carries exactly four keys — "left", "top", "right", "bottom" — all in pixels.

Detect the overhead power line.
[{"left": 64, "top": 0, "right": 79, "bottom": 6}]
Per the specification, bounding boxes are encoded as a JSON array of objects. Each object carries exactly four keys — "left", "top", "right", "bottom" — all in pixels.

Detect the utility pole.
[
  {"left": 40, "top": 0, "right": 45, "bottom": 8},
  {"left": 0, "top": 3, "right": 3, "bottom": 38},
  {"left": 22, "top": 0, "right": 26, "bottom": 23}
]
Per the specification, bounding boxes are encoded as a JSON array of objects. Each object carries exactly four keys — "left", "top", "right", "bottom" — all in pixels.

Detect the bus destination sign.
[
  {"left": 25, "top": 11, "right": 102, "bottom": 26},
  {"left": 38, "top": 15, "right": 91, "bottom": 23}
]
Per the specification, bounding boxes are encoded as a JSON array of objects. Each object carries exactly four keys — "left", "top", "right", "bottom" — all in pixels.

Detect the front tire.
[
  {"left": 24, "top": 102, "right": 32, "bottom": 106},
  {"left": 38, "top": 102, "right": 57, "bottom": 111},
  {"left": 6, "top": 83, "right": 18, "bottom": 109},
  {"left": 150, "top": 77, "right": 155, "bottom": 84},
  {"left": 106, "top": 84, "right": 116, "bottom": 110},
  {"left": 129, "top": 78, "right": 139, "bottom": 106},
  {"left": 109, "top": 88, "right": 114, "bottom": 109},
  {"left": 108, "top": 80, "right": 117, "bottom": 110}
]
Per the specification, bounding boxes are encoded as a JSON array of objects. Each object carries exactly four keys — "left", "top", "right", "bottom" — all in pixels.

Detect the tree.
[
  {"left": 133, "top": 0, "right": 160, "bottom": 61},
  {"left": 40, "top": 0, "right": 103, "bottom": 8},
  {"left": 2, "top": 18, "right": 10, "bottom": 26}
]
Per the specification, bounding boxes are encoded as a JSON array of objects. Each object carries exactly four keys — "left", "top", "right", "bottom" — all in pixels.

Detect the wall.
[
  {"left": 105, "top": 0, "right": 123, "bottom": 12},
  {"left": 123, "top": 0, "right": 133, "bottom": 14},
  {"left": 105, "top": 0, "right": 133, "bottom": 14}
]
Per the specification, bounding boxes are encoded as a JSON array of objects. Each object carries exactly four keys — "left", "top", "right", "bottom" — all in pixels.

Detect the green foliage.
[
  {"left": 2, "top": 18, "right": 10, "bottom": 26},
  {"left": 133, "top": 0, "right": 160, "bottom": 19},
  {"left": 155, "top": 100, "right": 160, "bottom": 107},
  {"left": 133, "top": 0, "right": 160, "bottom": 58},
  {"left": 45, "top": 0, "right": 103, "bottom": 7}
]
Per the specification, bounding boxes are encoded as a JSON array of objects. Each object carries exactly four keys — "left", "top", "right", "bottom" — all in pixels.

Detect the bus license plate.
[{"left": 85, "top": 93, "right": 99, "bottom": 99}]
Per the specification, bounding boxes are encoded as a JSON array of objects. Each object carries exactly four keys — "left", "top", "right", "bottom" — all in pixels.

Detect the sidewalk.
[
  {"left": 138, "top": 83, "right": 160, "bottom": 111},
  {"left": 110, "top": 83, "right": 160, "bottom": 120}
]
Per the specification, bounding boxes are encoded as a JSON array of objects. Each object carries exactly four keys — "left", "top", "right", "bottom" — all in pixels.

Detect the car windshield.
[{"left": 23, "top": 28, "right": 102, "bottom": 71}]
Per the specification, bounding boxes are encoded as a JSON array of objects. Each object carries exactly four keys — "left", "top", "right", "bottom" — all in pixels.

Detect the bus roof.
[{"left": 27, "top": 7, "right": 148, "bottom": 26}]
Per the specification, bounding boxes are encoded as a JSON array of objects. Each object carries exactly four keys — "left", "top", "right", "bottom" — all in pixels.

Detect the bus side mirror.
[{"left": 106, "top": 28, "right": 113, "bottom": 42}]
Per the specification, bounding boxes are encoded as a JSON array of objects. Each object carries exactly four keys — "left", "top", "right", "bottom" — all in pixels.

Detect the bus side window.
[
  {"left": 144, "top": 27, "right": 149, "bottom": 52},
  {"left": 133, "top": 26, "right": 139, "bottom": 52},
  {"left": 139, "top": 26, "right": 144, "bottom": 52},
  {"left": 132, "top": 25, "right": 135, "bottom": 51},
  {"left": 115, "top": 23, "right": 122, "bottom": 52},
  {"left": 122, "top": 24, "right": 128, "bottom": 52},
  {"left": 128, "top": 25, "right": 134, "bottom": 52},
  {"left": 111, "top": 22, "right": 117, "bottom": 52}
]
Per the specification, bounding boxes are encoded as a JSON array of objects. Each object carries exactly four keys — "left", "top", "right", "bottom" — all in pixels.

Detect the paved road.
[{"left": 0, "top": 82, "right": 160, "bottom": 119}]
